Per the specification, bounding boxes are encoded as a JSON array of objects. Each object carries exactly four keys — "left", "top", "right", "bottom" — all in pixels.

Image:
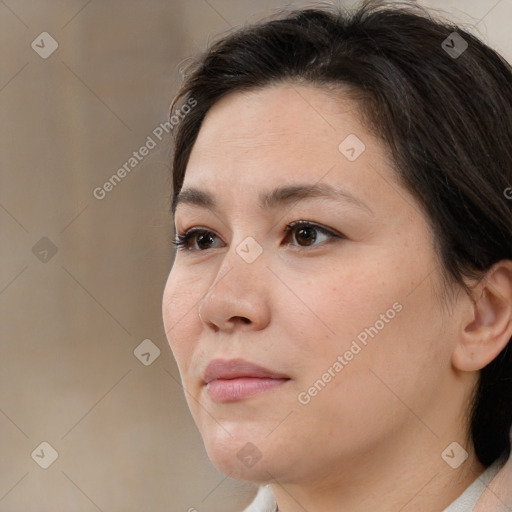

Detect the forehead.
[
  {"left": 191, "top": 84, "right": 362, "bottom": 157},
  {"left": 183, "top": 84, "right": 379, "bottom": 184},
  {"left": 177, "top": 84, "right": 406, "bottom": 222}
]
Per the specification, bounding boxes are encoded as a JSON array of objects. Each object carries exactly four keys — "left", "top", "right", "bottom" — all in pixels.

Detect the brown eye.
[
  {"left": 173, "top": 221, "right": 342, "bottom": 253},
  {"left": 196, "top": 232, "right": 216, "bottom": 250},
  {"left": 172, "top": 229, "right": 223, "bottom": 251},
  {"left": 285, "top": 221, "right": 341, "bottom": 248},
  {"left": 294, "top": 226, "right": 317, "bottom": 246}
]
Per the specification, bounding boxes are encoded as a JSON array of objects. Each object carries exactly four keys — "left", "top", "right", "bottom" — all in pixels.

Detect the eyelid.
[
  {"left": 286, "top": 220, "right": 342, "bottom": 238},
  {"left": 173, "top": 220, "right": 344, "bottom": 252},
  {"left": 173, "top": 226, "right": 225, "bottom": 251}
]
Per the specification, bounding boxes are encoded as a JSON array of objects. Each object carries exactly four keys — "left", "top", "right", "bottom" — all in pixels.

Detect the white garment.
[
  {"left": 242, "top": 485, "right": 276, "bottom": 512},
  {"left": 242, "top": 457, "right": 507, "bottom": 512}
]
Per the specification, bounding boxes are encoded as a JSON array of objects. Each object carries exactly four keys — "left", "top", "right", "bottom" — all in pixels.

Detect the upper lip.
[{"left": 203, "top": 358, "right": 289, "bottom": 384}]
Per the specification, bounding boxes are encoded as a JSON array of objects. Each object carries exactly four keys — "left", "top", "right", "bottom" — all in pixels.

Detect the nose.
[{"left": 197, "top": 246, "right": 271, "bottom": 334}]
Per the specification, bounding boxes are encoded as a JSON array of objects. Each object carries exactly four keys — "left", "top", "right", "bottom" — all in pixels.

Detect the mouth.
[{"left": 202, "top": 358, "right": 290, "bottom": 403}]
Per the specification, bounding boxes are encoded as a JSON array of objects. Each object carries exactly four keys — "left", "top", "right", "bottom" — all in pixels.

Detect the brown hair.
[{"left": 169, "top": 0, "right": 512, "bottom": 466}]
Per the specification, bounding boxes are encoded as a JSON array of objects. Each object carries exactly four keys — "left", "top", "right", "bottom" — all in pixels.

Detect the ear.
[{"left": 452, "top": 260, "right": 512, "bottom": 372}]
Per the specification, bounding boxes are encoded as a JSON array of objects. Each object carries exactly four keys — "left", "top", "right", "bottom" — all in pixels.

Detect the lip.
[{"left": 203, "top": 358, "right": 290, "bottom": 403}]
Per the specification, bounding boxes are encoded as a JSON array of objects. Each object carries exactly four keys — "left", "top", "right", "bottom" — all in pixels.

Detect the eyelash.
[{"left": 172, "top": 220, "right": 343, "bottom": 252}]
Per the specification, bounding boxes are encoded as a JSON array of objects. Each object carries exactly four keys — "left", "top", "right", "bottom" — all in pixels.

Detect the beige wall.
[{"left": 1, "top": 1, "right": 510, "bottom": 511}]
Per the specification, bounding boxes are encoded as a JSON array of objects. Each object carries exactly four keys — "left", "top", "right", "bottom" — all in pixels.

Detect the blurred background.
[{"left": 1, "top": 0, "right": 511, "bottom": 510}]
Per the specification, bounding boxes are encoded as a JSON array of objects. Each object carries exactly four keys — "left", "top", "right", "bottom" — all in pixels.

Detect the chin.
[
  {"left": 200, "top": 426, "right": 280, "bottom": 482},
  {"left": 206, "top": 445, "right": 276, "bottom": 482}
]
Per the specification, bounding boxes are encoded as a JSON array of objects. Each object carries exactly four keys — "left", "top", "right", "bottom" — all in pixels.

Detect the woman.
[{"left": 162, "top": 1, "right": 512, "bottom": 510}]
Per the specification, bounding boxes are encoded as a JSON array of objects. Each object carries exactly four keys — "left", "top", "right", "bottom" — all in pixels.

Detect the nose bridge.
[
  {"left": 198, "top": 235, "right": 269, "bottom": 327},
  {"left": 209, "top": 235, "right": 266, "bottom": 299}
]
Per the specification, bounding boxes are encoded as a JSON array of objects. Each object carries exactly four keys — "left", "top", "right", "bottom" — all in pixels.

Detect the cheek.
[
  {"left": 292, "top": 251, "right": 447, "bottom": 402},
  {"left": 294, "top": 262, "right": 399, "bottom": 349},
  {"left": 162, "top": 266, "right": 201, "bottom": 374}
]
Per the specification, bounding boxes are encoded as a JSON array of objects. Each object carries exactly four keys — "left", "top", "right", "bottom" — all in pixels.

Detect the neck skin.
[{"left": 269, "top": 419, "right": 486, "bottom": 512}]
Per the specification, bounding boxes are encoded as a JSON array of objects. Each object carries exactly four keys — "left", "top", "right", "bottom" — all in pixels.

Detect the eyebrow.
[{"left": 172, "top": 183, "right": 373, "bottom": 216}]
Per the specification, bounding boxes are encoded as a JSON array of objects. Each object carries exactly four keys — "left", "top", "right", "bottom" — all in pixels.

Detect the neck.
[{"left": 269, "top": 431, "right": 486, "bottom": 512}]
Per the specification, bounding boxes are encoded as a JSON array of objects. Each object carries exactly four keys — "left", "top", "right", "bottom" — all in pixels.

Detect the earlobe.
[{"left": 452, "top": 261, "right": 512, "bottom": 373}]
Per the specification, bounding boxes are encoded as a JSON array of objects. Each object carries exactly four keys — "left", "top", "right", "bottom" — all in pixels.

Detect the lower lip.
[{"left": 206, "top": 377, "right": 289, "bottom": 403}]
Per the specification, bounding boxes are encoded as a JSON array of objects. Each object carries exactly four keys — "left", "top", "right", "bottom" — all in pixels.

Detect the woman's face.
[{"left": 163, "top": 84, "right": 470, "bottom": 485}]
